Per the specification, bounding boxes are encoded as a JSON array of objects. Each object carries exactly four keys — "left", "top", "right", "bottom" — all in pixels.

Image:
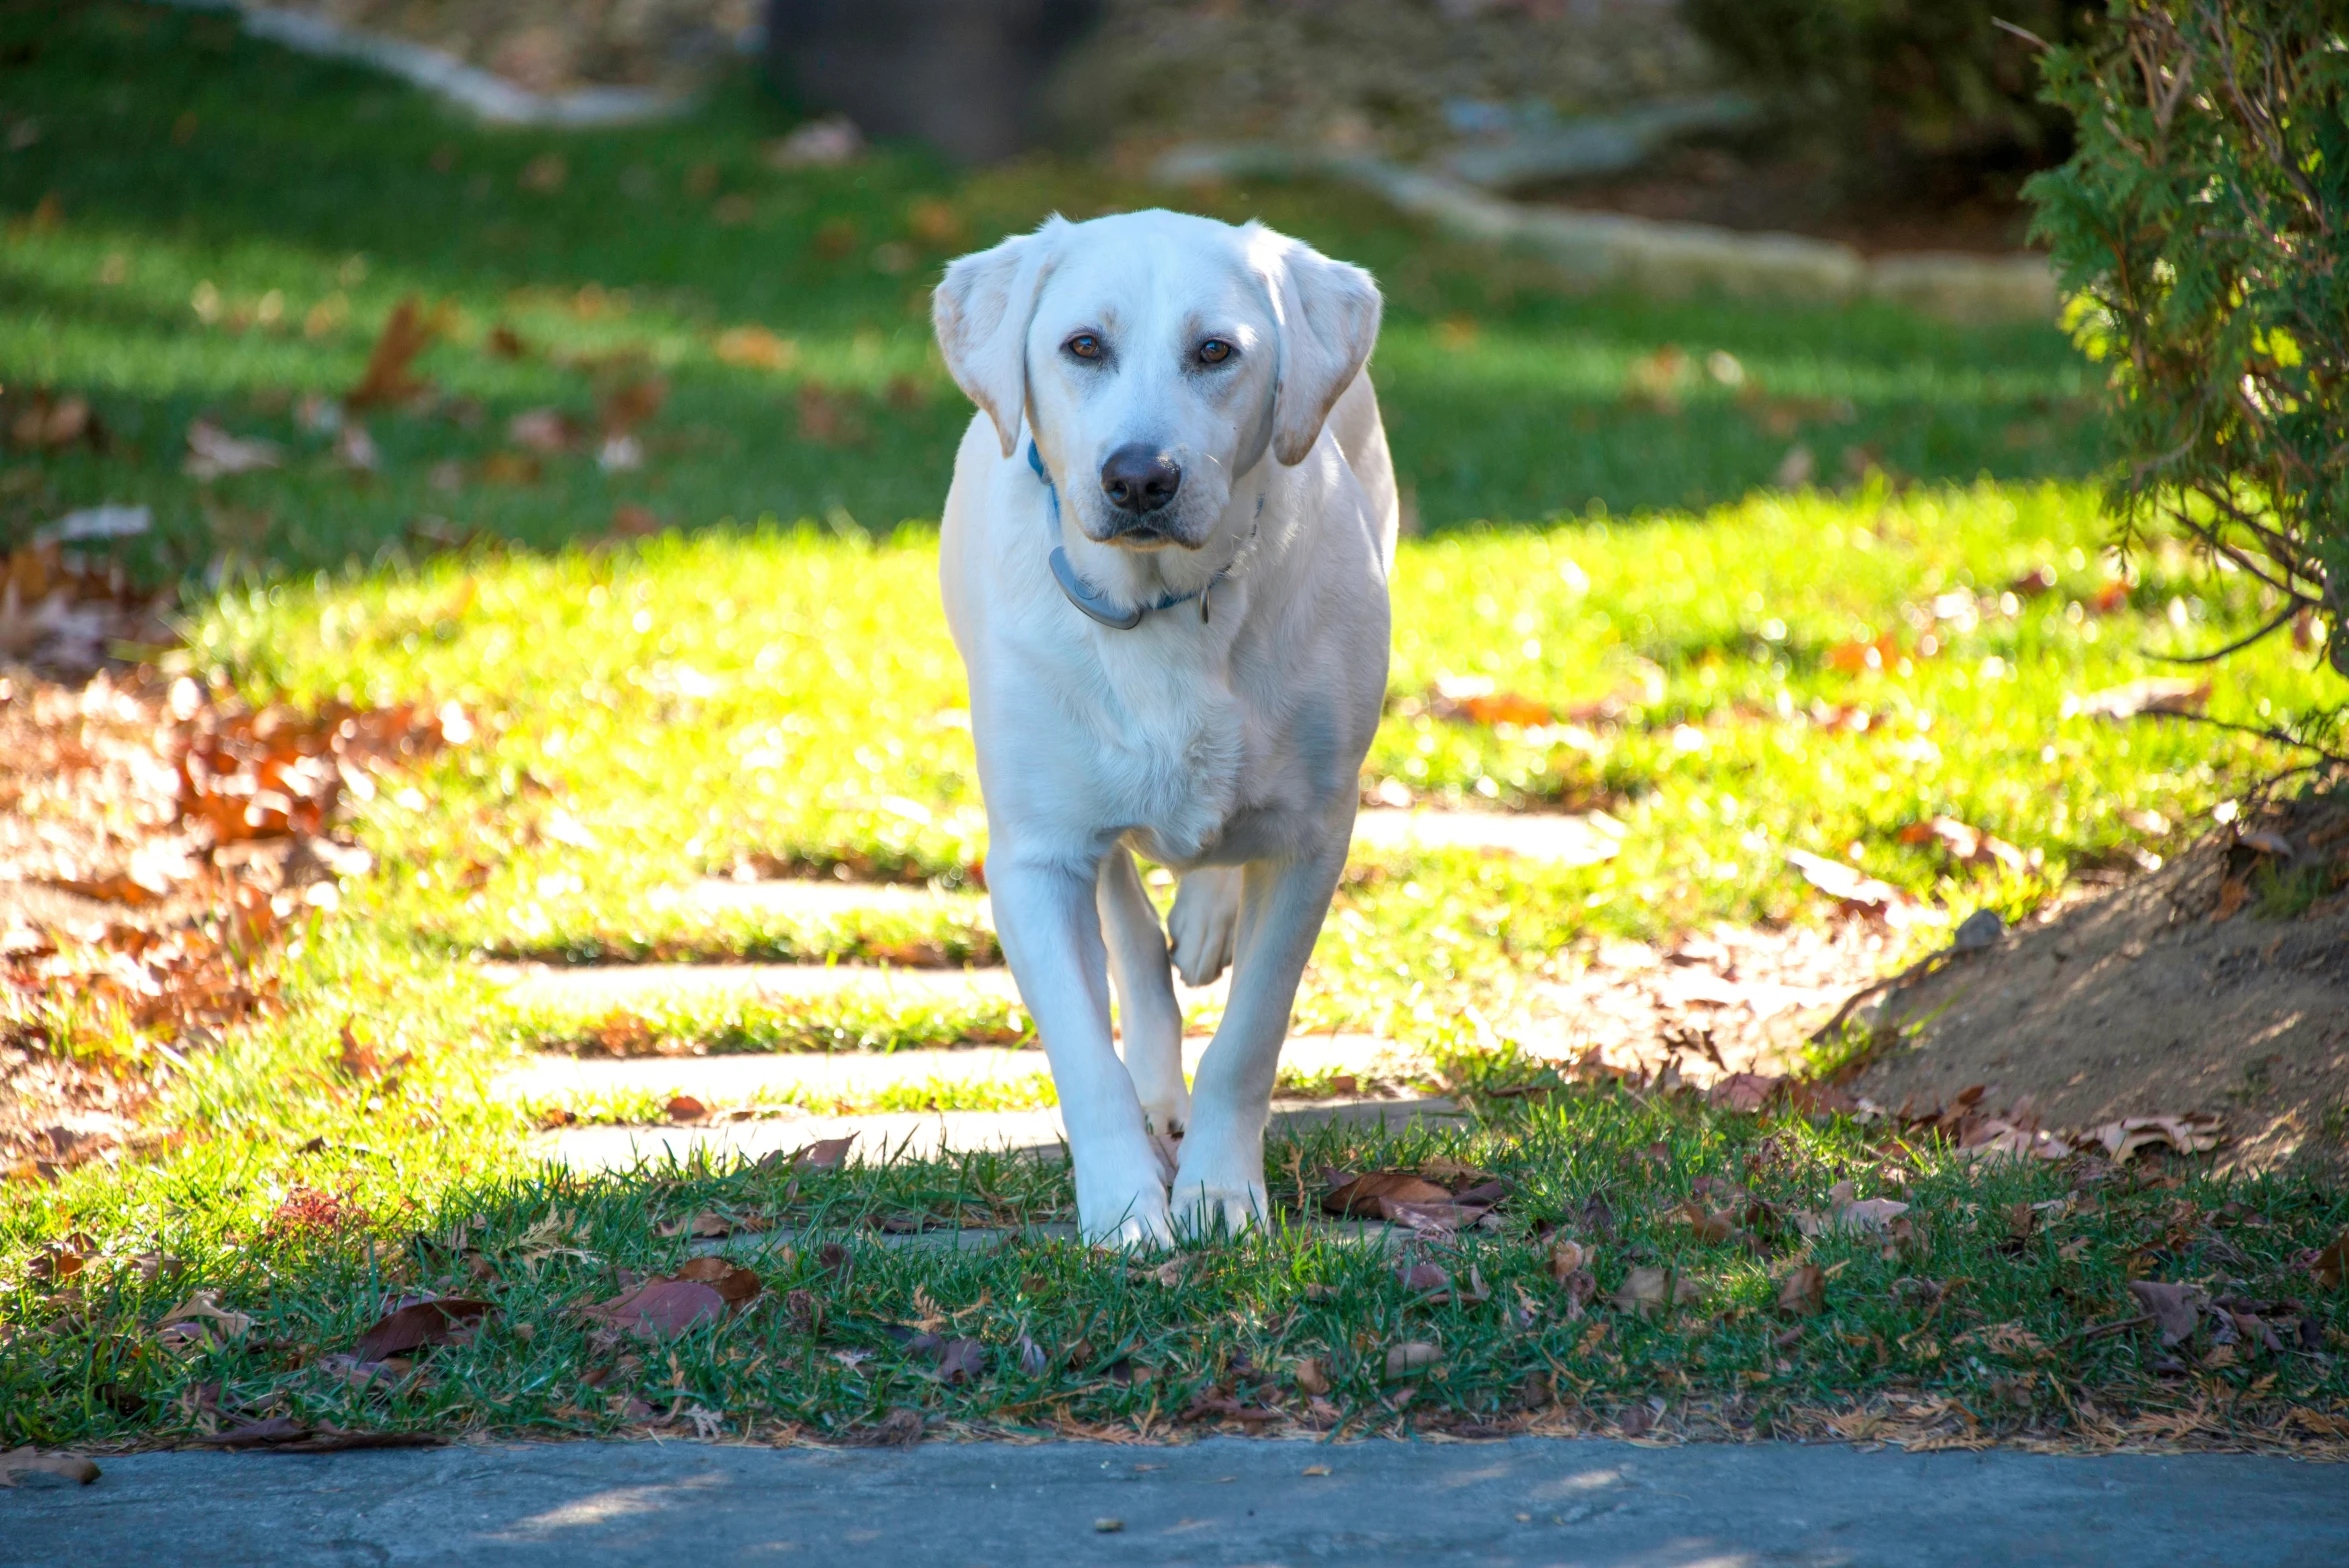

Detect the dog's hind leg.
[
  {"left": 991, "top": 854, "right": 1174, "bottom": 1247},
  {"left": 1167, "top": 864, "right": 1242, "bottom": 988},
  {"left": 1097, "top": 846, "right": 1190, "bottom": 1149},
  {"left": 1171, "top": 841, "right": 1348, "bottom": 1237}
]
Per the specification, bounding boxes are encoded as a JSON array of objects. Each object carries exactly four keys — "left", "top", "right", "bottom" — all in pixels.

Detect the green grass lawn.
[{"left": 3, "top": 1, "right": 2344, "bottom": 1453}]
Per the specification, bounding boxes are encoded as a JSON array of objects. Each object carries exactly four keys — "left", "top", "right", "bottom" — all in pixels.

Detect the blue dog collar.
[{"left": 1028, "top": 440, "right": 1249, "bottom": 630}]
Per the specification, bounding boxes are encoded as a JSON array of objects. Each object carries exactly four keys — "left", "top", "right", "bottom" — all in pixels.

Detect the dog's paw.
[
  {"left": 1074, "top": 1159, "right": 1175, "bottom": 1250},
  {"left": 1169, "top": 1179, "right": 1269, "bottom": 1241},
  {"left": 1134, "top": 1082, "right": 1191, "bottom": 1143},
  {"left": 1168, "top": 868, "right": 1241, "bottom": 988}
]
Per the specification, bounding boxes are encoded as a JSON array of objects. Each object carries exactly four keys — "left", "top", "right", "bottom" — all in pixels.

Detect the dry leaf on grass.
[
  {"left": 1293, "top": 1356, "right": 1332, "bottom": 1395},
  {"left": 187, "top": 1418, "right": 445, "bottom": 1453},
  {"left": 1785, "top": 849, "right": 1938, "bottom": 928},
  {"left": 578, "top": 1278, "right": 730, "bottom": 1339},
  {"left": 1778, "top": 1263, "right": 1826, "bottom": 1317},
  {"left": 1426, "top": 675, "right": 1553, "bottom": 728},
  {"left": 158, "top": 1290, "right": 254, "bottom": 1344},
  {"left": 664, "top": 1094, "right": 708, "bottom": 1123},
  {"left": 1396, "top": 1258, "right": 1452, "bottom": 1293},
  {"left": 2129, "top": 1280, "right": 2203, "bottom": 1346},
  {"left": 673, "top": 1256, "right": 762, "bottom": 1307},
  {"left": 1676, "top": 1201, "right": 1740, "bottom": 1245},
  {"left": 654, "top": 1210, "right": 740, "bottom": 1240},
  {"left": 1610, "top": 1266, "right": 1698, "bottom": 1316},
  {"left": 182, "top": 419, "right": 282, "bottom": 480},
  {"left": 2311, "top": 1232, "right": 2348, "bottom": 1292},
  {"left": 1897, "top": 816, "right": 2030, "bottom": 872},
  {"left": 787, "top": 1135, "right": 855, "bottom": 1171},
  {"left": 1383, "top": 1341, "right": 1441, "bottom": 1379},
  {"left": 713, "top": 325, "right": 797, "bottom": 371},
  {"left": 2074, "top": 678, "right": 2211, "bottom": 721},
  {"left": 507, "top": 407, "right": 584, "bottom": 453},
  {"left": 346, "top": 296, "right": 443, "bottom": 410},
  {"left": 7, "top": 390, "right": 104, "bottom": 451},
  {"left": 935, "top": 1338, "right": 986, "bottom": 1385},
  {"left": 353, "top": 1295, "right": 493, "bottom": 1362},
  {"left": 2086, "top": 1114, "right": 2223, "bottom": 1162},
  {"left": 1706, "top": 1072, "right": 1779, "bottom": 1112},
  {"left": 1320, "top": 1169, "right": 1451, "bottom": 1217}
]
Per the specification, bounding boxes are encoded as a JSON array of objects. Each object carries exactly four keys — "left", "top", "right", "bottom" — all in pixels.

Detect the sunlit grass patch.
[{"left": 7, "top": 1085, "right": 2343, "bottom": 1451}]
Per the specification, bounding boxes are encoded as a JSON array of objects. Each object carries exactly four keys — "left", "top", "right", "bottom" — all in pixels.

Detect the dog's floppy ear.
[
  {"left": 933, "top": 218, "right": 1066, "bottom": 458},
  {"left": 1256, "top": 230, "right": 1382, "bottom": 467}
]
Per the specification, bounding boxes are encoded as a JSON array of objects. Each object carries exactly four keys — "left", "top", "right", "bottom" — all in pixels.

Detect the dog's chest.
[{"left": 1074, "top": 643, "right": 1255, "bottom": 861}]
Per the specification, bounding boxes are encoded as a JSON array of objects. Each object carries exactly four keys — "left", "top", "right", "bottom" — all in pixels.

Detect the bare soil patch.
[
  {"left": 1859, "top": 788, "right": 2349, "bottom": 1172},
  {"left": 1529, "top": 139, "right": 2036, "bottom": 257}
]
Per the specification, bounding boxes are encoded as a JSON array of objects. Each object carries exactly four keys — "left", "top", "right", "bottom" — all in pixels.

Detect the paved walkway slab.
[
  {"left": 7, "top": 1434, "right": 2337, "bottom": 1567},
  {"left": 1352, "top": 805, "right": 1624, "bottom": 863},
  {"left": 533, "top": 1095, "right": 1465, "bottom": 1171},
  {"left": 487, "top": 961, "right": 1031, "bottom": 1013},
  {"left": 683, "top": 878, "right": 989, "bottom": 920},
  {"left": 498, "top": 1033, "right": 1426, "bottom": 1108}
]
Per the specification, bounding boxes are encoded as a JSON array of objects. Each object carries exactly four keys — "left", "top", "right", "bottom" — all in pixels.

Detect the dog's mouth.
[{"left": 1084, "top": 518, "right": 1203, "bottom": 552}]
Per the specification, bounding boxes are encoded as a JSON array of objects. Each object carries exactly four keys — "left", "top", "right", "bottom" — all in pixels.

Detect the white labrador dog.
[{"left": 932, "top": 209, "right": 1396, "bottom": 1245}]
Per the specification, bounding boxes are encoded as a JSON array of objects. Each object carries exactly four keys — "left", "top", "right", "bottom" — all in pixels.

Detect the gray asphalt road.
[{"left": 3, "top": 1435, "right": 2341, "bottom": 1567}]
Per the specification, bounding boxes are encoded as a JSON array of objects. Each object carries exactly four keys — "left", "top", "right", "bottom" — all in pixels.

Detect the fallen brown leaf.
[
  {"left": 1898, "top": 815, "right": 2029, "bottom": 872},
  {"left": 354, "top": 1295, "right": 493, "bottom": 1362},
  {"left": 1396, "top": 1258, "right": 1452, "bottom": 1293},
  {"left": 579, "top": 1278, "right": 728, "bottom": 1338},
  {"left": 1383, "top": 1341, "right": 1441, "bottom": 1379},
  {"left": 936, "top": 1337, "right": 986, "bottom": 1384},
  {"left": 608, "top": 502, "right": 664, "bottom": 539},
  {"left": 795, "top": 383, "right": 869, "bottom": 446},
  {"left": 1785, "top": 850, "right": 1927, "bottom": 924},
  {"left": 0, "top": 1448, "right": 100, "bottom": 1486},
  {"left": 1677, "top": 1201, "right": 1739, "bottom": 1245},
  {"left": 714, "top": 325, "right": 797, "bottom": 371},
  {"left": 1293, "top": 1356, "right": 1332, "bottom": 1395},
  {"left": 1546, "top": 1236, "right": 1594, "bottom": 1284},
  {"left": 345, "top": 296, "right": 443, "bottom": 410},
  {"left": 158, "top": 1290, "right": 254, "bottom": 1343},
  {"left": 790, "top": 1135, "right": 855, "bottom": 1171},
  {"left": 1610, "top": 1266, "right": 1670, "bottom": 1315},
  {"left": 2088, "top": 1114, "right": 2223, "bottom": 1162},
  {"left": 187, "top": 1418, "right": 444, "bottom": 1453},
  {"left": 1321, "top": 1169, "right": 1453, "bottom": 1218},
  {"left": 1706, "top": 1072, "right": 1779, "bottom": 1112},
  {"left": 2312, "top": 1231, "right": 2349, "bottom": 1291},
  {"left": 2076, "top": 678, "right": 2211, "bottom": 721},
  {"left": 665, "top": 1094, "right": 708, "bottom": 1123},
  {"left": 654, "top": 1211, "right": 735, "bottom": 1240},
  {"left": 1426, "top": 675, "right": 1553, "bottom": 728},
  {"left": 2129, "top": 1280, "right": 2203, "bottom": 1346},
  {"left": 673, "top": 1256, "right": 762, "bottom": 1307},
  {"left": 1777, "top": 1263, "right": 1826, "bottom": 1317},
  {"left": 507, "top": 407, "right": 583, "bottom": 453},
  {"left": 182, "top": 418, "right": 282, "bottom": 480}
]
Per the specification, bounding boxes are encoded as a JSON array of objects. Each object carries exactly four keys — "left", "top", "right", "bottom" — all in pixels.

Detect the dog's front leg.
[
  {"left": 1170, "top": 842, "right": 1349, "bottom": 1236},
  {"left": 990, "top": 855, "right": 1175, "bottom": 1247},
  {"left": 1096, "top": 847, "right": 1189, "bottom": 1145}
]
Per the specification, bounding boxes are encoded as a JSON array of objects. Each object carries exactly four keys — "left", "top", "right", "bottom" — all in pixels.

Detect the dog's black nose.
[{"left": 1099, "top": 444, "right": 1182, "bottom": 514}]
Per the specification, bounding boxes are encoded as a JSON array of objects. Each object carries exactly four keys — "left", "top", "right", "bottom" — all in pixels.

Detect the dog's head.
[{"left": 933, "top": 210, "right": 1380, "bottom": 551}]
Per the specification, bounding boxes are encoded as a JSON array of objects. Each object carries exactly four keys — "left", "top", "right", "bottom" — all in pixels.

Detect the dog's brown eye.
[
  {"left": 1198, "top": 338, "right": 1232, "bottom": 364},
  {"left": 1066, "top": 334, "right": 1102, "bottom": 360}
]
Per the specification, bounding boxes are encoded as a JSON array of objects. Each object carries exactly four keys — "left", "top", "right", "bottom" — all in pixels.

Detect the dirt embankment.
[{"left": 1858, "top": 789, "right": 2349, "bottom": 1172}]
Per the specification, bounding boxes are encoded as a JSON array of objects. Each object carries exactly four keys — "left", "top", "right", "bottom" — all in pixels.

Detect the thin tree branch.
[{"left": 2142, "top": 599, "right": 2307, "bottom": 665}]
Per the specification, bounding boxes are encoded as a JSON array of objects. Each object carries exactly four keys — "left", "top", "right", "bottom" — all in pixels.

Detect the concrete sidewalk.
[{"left": 4, "top": 1435, "right": 2340, "bottom": 1567}]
